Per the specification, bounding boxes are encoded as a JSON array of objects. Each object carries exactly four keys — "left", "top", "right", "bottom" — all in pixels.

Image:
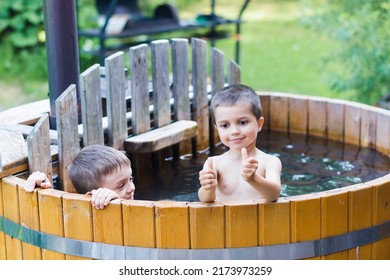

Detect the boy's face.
[
  {"left": 99, "top": 164, "right": 135, "bottom": 200},
  {"left": 214, "top": 104, "right": 264, "bottom": 151}
]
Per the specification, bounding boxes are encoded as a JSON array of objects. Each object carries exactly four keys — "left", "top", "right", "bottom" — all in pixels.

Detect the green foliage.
[
  {"left": 0, "top": 0, "right": 44, "bottom": 49},
  {"left": 301, "top": 0, "right": 390, "bottom": 104}
]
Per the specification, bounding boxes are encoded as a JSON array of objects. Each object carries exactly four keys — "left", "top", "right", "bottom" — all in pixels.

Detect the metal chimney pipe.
[{"left": 43, "top": 0, "right": 80, "bottom": 129}]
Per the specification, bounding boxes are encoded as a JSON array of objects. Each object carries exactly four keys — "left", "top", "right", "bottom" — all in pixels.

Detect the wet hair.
[
  {"left": 210, "top": 84, "right": 262, "bottom": 123},
  {"left": 68, "top": 145, "right": 131, "bottom": 194}
]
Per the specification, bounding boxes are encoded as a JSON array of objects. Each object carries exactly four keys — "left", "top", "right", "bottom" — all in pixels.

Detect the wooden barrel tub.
[
  {"left": 0, "top": 39, "right": 389, "bottom": 260},
  {"left": 0, "top": 92, "right": 389, "bottom": 260}
]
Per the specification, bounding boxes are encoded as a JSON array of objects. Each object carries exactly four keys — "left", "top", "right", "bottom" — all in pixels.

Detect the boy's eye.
[
  {"left": 219, "top": 123, "right": 229, "bottom": 128},
  {"left": 129, "top": 176, "right": 135, "bottom": 182},
  {"left": 239, "top": 120, "right": 248, "bottom": 125}
]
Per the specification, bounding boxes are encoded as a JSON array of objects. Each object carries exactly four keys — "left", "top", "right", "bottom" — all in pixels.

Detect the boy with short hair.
[
  {"left": 198, "top": 84, "right": 281, "bottom": 203},
  {"left": 25, "top": 145, "right": 135, "bottom": 209}
]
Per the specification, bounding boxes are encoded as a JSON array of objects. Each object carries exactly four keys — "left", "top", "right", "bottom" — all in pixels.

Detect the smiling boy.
[{"left": 198, "top": 84, "right": 282, "bottom": 202}]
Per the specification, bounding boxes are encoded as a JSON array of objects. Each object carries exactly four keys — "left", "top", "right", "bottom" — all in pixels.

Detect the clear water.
[{"left": 134, "top": 130, "right": 390, "bottom": 201}]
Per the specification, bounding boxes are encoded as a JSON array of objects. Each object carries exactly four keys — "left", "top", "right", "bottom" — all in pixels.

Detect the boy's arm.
[
  {"left": 25, "top": 171, "right": 52, "bottom": 192},
  {"left": 198, "top": 157, "right": 218, "bottom": 203},
  {"left": 241, "top": 149, "right": 281, "bottom": 202},
  {"left": 88, "top": 188, "right": 120, "bottom": 210}
]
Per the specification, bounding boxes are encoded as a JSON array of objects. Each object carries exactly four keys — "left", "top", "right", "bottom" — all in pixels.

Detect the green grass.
[{"left": 0, "top": 0, "right": 356, "bottom": 112}]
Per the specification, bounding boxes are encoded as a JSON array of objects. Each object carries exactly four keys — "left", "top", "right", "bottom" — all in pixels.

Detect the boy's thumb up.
[
  {"left": 206, "top": 157, "right": 214, "bottom": 170},
  {"left": 241, "top": 148, "right": 248, "bottom": 162}
]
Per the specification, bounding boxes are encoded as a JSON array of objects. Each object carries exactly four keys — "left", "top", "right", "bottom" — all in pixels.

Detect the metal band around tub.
[{"left": 1, "top": 216, "right": 389, "bottom": 260}]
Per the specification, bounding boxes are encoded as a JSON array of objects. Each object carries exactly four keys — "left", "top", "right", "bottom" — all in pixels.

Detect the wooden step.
[{"left": 124, "top": 120, "right": 197, "bottom": 153}]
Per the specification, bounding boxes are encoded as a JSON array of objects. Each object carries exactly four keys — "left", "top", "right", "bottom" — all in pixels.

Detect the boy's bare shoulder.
[{"left": 257, "top": 150, "right": 281, "bottom": 163}]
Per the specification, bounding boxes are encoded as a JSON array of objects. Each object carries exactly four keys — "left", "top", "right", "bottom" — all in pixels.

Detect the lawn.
[{"left": 0, "top": 0, "right": 347, "bottom": 112}]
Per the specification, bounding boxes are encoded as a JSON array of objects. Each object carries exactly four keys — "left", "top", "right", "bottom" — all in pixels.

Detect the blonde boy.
[
  {"left": 25, "top": 145, "right": 135, "bottom": 209},
  {"left": 198, "top": 84, "right": 281, "bottom": 202}
]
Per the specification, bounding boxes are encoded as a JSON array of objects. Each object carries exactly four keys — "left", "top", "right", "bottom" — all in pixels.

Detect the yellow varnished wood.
[
  {"left": 269, "top": 94, "right": 288, "bottom": 132},
  {"left": 224, "top": 200, "right": 258, "bottom": 248},
  {"left": 63, "top": 193, "right": 93, "bottom": 260},
  {"left": 290, "top": 194, "right": 321, "bottom": 260},
  {"left": 38, "top": 188, "right": 66, "bottom": 260},
  {"left": 122, "top": 200, "right": 155, "bottom": 248},
  {"left": 155, "top": 201, "right": 190, "bottom": 249},
  {"left": 371, "top": 175, "right": 390, "bottom": 259},
  {"left": 347, "top": 184, "right": 373, "bottom": 259},
  {"left": 344, "top": 103, "right": 361, "bottom": 146},
  {"left": 320, "top": 190, "right": 348, "bottom": 259},
  {"left": 360, "top": 107, "right": 377, "bottom": 148},
  {"left": 289, "top": 97, "right": 308, "bottom": 135},
  {"left": 308, "top": 98, "right": 327, "bottom": 138},
  {"left": 375, "top": 111, "right": 390, "bottom": 156},
  {"left": 93, "top": 200, "right": 123, "bottom": 245},
  {"left": 18, "top": 182, "right": 42, "bottom": 260},
  {"left": 2, "top": 176, "right": 22, "bottom": 259},
  {"left": 327, "top": 100, "right": 345, "bottom": 143},
  {"left": 188, "top": 202, "right": 225, "bottom": 249},
  {"left": 259, "top": 198, "right": 290, "bottom": 246}
]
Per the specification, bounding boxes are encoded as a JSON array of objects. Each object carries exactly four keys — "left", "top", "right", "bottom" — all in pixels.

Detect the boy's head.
[
  {"left": 210, "top": 84, "right": 262, "bottom": 124},
  {"left": 68, "top": 145, "right": 132, "bottom": 195}
]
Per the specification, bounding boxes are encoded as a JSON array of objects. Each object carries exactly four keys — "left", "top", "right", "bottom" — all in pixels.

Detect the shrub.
[{"left": 301, "top": 0, "right": 390, "bottom": 104}]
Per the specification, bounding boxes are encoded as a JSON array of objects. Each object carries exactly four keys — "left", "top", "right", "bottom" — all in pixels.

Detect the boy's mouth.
[{"left": 230, "top": 137, "right": 245, "bottom": 143}]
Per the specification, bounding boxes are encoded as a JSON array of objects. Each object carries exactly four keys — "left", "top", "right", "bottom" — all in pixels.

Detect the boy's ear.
[{"left": 257, "top": 117, "right": 265, "bottom": 131}]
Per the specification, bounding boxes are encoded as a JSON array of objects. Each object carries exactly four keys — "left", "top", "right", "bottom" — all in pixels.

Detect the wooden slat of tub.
[
  {"left": 122, "top": 200, "right": 155, "bottom": 248},
  {"left": 154, "top": 201, "right": 190, "bottom": 249},
  {"left": 327, "top": 101, "right": 345, "bottom": 143},
  {"left": 290, "top": 194, "right": 321, "bottom": 260},
  {"left": 289, "top": 97, "right": 308, "bottom": 135},
  {"left": 360, "top": 107, "right": 377, "bottom": 148},
  {"left": 223, "top": 201, "right": 258, "bottom": 248},
  {"left": 376, "top": 111, "right": 390, "bottom": 156},
  {"left": 18, "top": 183, "right": 42, "bottom": 259},
  {"left": 259, "top": 94, "right": 270, "bottom": 130},
  {"left": 269, "top": 94, "right": 288, "bottom": 132},
  {"left": 93, "top": 200, "right": 123, "bottom": 246},
  {"left": 188, "top": 202, "right": 225, "bottom": 249},
  {"left": 344, "top": 103, "right": 361, "bottom": 146},
  {"left": 308, "top": 98, "right": 327, "bottom": 138},
  {"left": 258, "top": 199, "right": 290, "bottom": 246},
  {"left": 347, "top": 184, "right": 373, "bottom": 259},
  {"left": 62, "top": 193, "right": 93, "bottom": 260},
  {"left": 192, "top": 38, "right": 209, "bottom": 150},
  {"left": 38, "top": 189, "right": 66, "bottom": 259},
  {"left": 371, "top": 175, "right": 390, "bottom": 259},
  {"left": 2, "top": 176, "right": 22, "bottom": 259},
  {"left": 0, "top": 179, "right": 5, "bottom": 259},
  {"left": 320, "top": 190, "right": 348, "bottom": 259}
]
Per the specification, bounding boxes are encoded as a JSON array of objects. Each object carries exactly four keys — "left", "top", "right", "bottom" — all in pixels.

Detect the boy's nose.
[{"left": 231, "top": 125, "right": 240, "bottom": 134}]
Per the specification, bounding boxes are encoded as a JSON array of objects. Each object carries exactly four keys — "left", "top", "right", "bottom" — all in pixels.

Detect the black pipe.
[{"left": 43, "top": 0, "right": 80, "bottom": 129}]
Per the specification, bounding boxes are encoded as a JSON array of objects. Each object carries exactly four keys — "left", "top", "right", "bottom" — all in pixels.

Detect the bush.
[{"left": 301, "top": 0, "right": 390, "bottom": 104}]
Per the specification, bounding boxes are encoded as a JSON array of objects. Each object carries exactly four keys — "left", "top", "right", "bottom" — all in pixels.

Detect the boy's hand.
[
  {"left": 25, "top": 171, "right": 52, "bottom": 192},
  {"left": 241, "top": 148, "right": 258, "bottom": 181},
  {"left": 88, "top": 188, "right": 119, "bottom": 210},
  {"left": 199, "top": 157, "right": 218, "bottom": 191}
]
